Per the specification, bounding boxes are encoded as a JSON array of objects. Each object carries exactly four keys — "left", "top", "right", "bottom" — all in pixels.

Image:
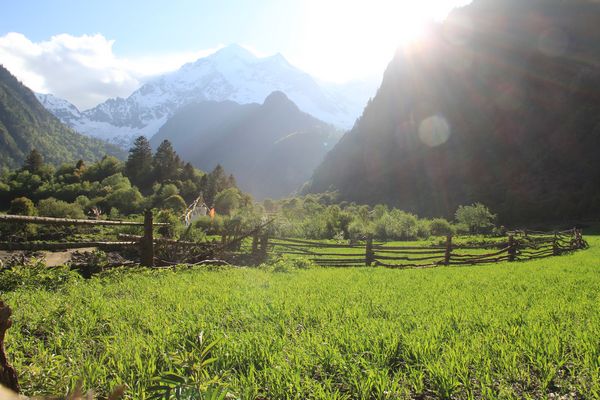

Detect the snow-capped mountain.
[{"left": 37, "top": 44, "right": 378, "bottom": 148}]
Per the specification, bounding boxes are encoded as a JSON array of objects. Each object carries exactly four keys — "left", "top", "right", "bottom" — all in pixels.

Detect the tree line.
[
  {"left": 1, "top": 138, "right": 497, "bottom": 243},
  {"left": 0, "top": 136, "right": 245, "bottom": 221}
]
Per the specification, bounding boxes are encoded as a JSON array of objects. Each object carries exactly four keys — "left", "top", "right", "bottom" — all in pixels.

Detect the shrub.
[
  {"left": 156, "top": 209, "right": 182, "bottom": 239},
  {"left": 429, "top": 218, "right": 454, "bottom": 236},
  {"left": 3, "top": 197, "right": 37, "bottom": 238},
  {"left": 416, "top": 219, "right": 431, "bottom": 239},
  {"left": 214, "top": 188, "right": 241, "bottom": 215},
  {"left": 37, "top": 198, "right": 85, "bottom": 218},
  {"left": 100, "top": 173, "right": 132, "bottom": 191},
  {"left": 194, "top": 215, "right": 224, "bottom": 235},
  {"left": 9, "top": 196, "right": 36, "bottom": 216},
  {"left": 105, "top": 187, "right": 144, "bottom": 214},
  {"left": 163, "top": 194, "right": 187, "bottom": 213},
  {"left": 74, "top": 195, "right": 90, "bottom": 209},
  {"left": 455, "top": 203, "right": 496, "bottom": 234},
  {"left": 348, "top": 219, "right": 374, "bottom": 240},
  {"left": 300, "top": 216, "right": 327, "bottom": 239},
  {"left": 154, "top": 183, "right": 179, "bottom": 202}
]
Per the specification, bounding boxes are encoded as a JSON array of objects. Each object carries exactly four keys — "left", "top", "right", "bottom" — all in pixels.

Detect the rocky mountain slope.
[{"left": 305, "top": 0, "right": 600, "bottom": 223}]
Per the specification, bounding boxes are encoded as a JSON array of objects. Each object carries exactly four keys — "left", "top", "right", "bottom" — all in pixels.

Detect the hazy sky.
[{"left": 0, "top": 0, "right": 471, "bottom": 109}]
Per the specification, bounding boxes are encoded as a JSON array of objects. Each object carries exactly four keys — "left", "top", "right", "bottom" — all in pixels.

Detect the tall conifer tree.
[{"left": 125, "top": 136, "right": 153, "bottom": 189}]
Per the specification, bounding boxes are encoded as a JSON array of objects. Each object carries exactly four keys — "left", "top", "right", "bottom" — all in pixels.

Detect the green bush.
[
  {"left": 429, "top": 218, "right": 454, "bottom": 236},
  {"left": 455, "top": 203, "right": 496, "bottom": 234},
  {"left": 156, "top": 209, "right": 182, "bottom": 239},
  {"left": 9, "top": 196, "right": 37, "bottom": 216},
  {"left": 3, "top": 197, "right": 37, "bottom": 238},
  {"left": 214, "top": 188, "right": 241, "bottom": 215},
  {"left": 194, "top": 215, "right": 224, "bottom": 235},
  {"left": 348, "top": 219, "right": 374, "bottom": 240},
  {"left": 105, "top": 187, "right": 144, "bottom": 214},
  {"left": 416, "top": 219, "right": 431, "bottom": 239},
  {"left": 163, "top": 194, "right": 187, "bottom": 213},
  {"left": 37, "top": 197, "right": 85, "bottom": 218}
]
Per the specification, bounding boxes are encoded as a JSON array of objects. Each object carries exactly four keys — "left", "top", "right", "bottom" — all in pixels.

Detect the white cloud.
[{"left": 0, "top": 32, "right": 221, "bottom": 110}]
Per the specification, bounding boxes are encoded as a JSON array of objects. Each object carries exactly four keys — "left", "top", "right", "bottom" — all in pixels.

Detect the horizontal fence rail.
[
  {"left": 270, "top": 228, "right": 587, "bottom": 269},
  {"left": 0, "top": 211, "right": 167, "bottom": 267},
  {"left": 0, "top": 241, "right": 137, "bottom": 251},
  {"left": 0, "top": 214, "right": 169, "bottom": 226},
  {"left": 0, "top": 212, "right": 589, "bottom": 271}
]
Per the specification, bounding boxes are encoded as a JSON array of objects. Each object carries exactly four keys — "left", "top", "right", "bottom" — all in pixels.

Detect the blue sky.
[
  {"left": 1, "top": 0, "right": 302, "bottom": 56},
  {"left": 0, "top": 0, "right": 470, "bottom": 109}
]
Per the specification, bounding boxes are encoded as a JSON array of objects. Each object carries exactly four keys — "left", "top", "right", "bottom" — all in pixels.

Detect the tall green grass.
[{"left": 3, "top": 238, "right": 600, "bottom": 399}]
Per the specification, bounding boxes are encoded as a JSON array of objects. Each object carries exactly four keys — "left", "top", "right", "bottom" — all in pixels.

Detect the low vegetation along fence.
[
  {"left": 0, "top": 211, "right": 168, "bottom": 267},
  {"left": 0, "top": 212, "right": 588, "bottom": 269},
  {"left": 269, "top": 229, "right": 587, "bottom": 268},
  {"left": 0, "top": 212, "right": 275, "bottom": 267}
]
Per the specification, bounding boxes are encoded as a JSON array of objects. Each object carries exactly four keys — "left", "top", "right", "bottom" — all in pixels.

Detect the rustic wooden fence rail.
[
  {"left": 0, "top": 210, "right": 169, "bottom": 267},
  {"left": 268, "top": 228, "right": 587, "bottom": 268},
  {"left": 0, "top": 212, "right": 588, "bottom": 269}
]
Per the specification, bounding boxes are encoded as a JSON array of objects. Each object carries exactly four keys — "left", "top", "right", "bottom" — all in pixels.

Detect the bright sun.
[{"left": 295, "top": 0, "right": 471, "bottom": 82}]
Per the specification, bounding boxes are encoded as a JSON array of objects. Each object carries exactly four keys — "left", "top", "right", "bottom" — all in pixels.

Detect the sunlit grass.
[{"left": 4, "top": 237, "right": 600, "bottom": 399}]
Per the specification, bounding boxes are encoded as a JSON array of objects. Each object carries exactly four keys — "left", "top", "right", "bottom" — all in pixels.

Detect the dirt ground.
[{"left": 0, "top": 248, "right": 97, "bottom": 267}]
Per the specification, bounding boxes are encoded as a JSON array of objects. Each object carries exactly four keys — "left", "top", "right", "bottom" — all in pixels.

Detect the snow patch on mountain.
[{"left": 38, "top": 44, "right": 378, "bottom": 148}]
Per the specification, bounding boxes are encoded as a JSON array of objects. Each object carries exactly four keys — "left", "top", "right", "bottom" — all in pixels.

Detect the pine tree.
[
  {"left": 204, "top": 164, "right": 228, "bottom": 206},
  {"left": 125, "top": 136, "right": 153, "bottom": 188},
  {"left": 74, "top": 159, "right": 86, "bottom": 180},
  {"left": 153, "top": 140, "right": 181, "bottom": 183},
  {"left": 22, "top": 149, "right": 44, "bottom": 173},
  {"left": 227, "top": 174, "right": 237, "bottom": 189},
  {"left": 181, "top": 162, "right": 196, "bottom": 181}
]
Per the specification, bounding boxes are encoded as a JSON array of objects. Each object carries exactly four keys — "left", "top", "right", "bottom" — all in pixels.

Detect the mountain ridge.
[
  {"left": 38, "top": 45, "right": 377, "bottom": 147},
  {"left": 0, "top": 65, "right": 124, "bottom": 169},
  {"left": 150, "top": 91, "right": 341, "bottom": 199},
  {"left": 305, "top": 0, "right": 600, "bottom": 223}
]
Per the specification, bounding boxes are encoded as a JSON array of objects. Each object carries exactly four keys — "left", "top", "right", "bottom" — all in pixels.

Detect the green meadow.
[{"left": 3, "top": 237, "right": 599, "bottom": 399}]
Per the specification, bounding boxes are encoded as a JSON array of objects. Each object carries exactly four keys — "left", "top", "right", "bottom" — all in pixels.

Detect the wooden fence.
[
  {"left": 0, "top": 210, "right": 168, "bottom": 267},
  {"left": 268, "top": 228, "right": 587, "bottom": 268},
  {"left": 0, "top": 212, "right": 589, "bottom": 270}
]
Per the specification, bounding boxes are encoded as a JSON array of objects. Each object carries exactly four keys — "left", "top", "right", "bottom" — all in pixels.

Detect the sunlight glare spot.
[{"left": 418, "top": 115, "right": 451, "bottom": 147}]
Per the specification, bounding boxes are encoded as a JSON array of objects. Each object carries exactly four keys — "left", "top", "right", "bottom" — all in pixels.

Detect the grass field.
[{"left": 3, "top": 237, "right": 600, "bottom": 399}]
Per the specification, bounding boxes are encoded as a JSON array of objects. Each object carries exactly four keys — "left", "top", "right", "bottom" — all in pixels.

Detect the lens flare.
[{"left": 418, "top": 115, "right": 451, "bottom": 147}]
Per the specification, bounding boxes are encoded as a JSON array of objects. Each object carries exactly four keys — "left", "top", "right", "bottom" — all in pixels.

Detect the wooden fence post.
[
  {"left": 552, "top": 232, "right": 559, "bottom": 256},
  {"left": 252, "top": 231, "right": 259, "bottom": 257},
  {"left": 259, "top": 233, "right": 269, "bottom": 257},
  {"left": 365, "top": 236, "right": 374, "bottom": 266},
  {"left": 508, "top": 235, "right": 516, "bottom": 262},
  {"left": 140, "top": 209, "right": 154, "bottom": 267},
  {"left": 444, "top": 235, "right": 452, "bottom": 265}
]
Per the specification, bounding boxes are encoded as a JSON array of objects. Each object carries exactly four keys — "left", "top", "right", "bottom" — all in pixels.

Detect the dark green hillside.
[
  {"left": 151, "top": 92, "right": 341, "bottom": 199},
  {"left": 305, "top": 0, "right": 600, "bottom": 223},
  {"left": 0, "top": 65, "right": 124, "bottom": 168}
]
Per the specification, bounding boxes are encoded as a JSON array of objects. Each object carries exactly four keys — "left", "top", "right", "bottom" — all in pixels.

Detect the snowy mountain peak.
[
  {"left": 35, "top": 93, "right": 82, "bottom": 125},
  {"left": 39, "top": 44, "right": 379, "bottom": 148},
  {"left": 209, "top": 44, "right": 257, "bottom": 62}
]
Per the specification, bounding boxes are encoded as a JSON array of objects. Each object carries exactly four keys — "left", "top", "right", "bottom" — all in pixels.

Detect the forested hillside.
[
  {"left": 305, "top": 0, "right": 600, "bottom": 223},
  {"left": 0, "top": 65, "right": 124, "bottom": 168},
  {"left": 151, "top": 92, "right": 340, "bottom": 199}
]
